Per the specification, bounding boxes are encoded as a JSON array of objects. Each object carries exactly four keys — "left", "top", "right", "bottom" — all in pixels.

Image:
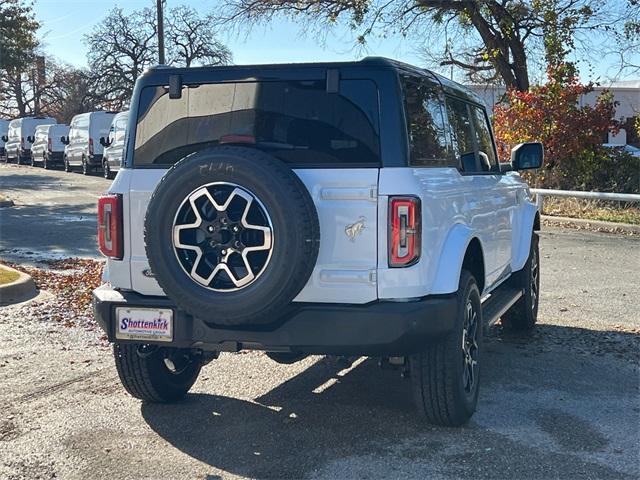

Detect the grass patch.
[
  {"left": 0, "top": 265, "right": 20, "bottom": 285},
  {"left": 543, "top": 197, "right": 640, "bottom": 225}
]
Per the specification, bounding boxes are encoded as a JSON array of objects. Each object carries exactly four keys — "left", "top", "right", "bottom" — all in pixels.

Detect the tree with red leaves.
[{"left": 493, "top": 64, "right": 619, "bottom": 190}]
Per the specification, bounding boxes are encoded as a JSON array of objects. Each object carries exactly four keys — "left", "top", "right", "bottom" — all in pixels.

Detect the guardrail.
[{"left": 531, "top": 188, "right": 640, "bottom": 212}]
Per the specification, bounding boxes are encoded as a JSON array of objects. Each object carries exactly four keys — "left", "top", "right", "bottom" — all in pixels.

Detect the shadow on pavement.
[
  {"left": 141, "top": 324, "right": 639, "bottom": 479},
  {"left": 0, "top": 201, "right": 100, "bottom": 259}
]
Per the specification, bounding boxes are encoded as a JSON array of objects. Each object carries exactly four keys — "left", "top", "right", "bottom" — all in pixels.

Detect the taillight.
[
  {"left": 21, "top": 137, "right": 25, "bottom": 147},
  {"left": 98, "top": 194, "right": 123, "bottom": 259},
  {"left": 48, "top": 137, "right": 52, "bottom": 151},
  {"left": 89, "top": 137, "right": 94, "bottom": 155},
  {"left": 389, "top": 196, "right": 421, "bottom": 267}
]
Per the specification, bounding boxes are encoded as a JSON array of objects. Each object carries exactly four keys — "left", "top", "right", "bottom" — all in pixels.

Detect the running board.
[{"left": 481, "top": 286, "right": 524, "bottom": 328}]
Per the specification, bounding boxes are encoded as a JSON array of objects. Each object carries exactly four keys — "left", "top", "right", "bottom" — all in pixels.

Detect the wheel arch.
[
  {"left": 430, "top": 223, "right": 486, "bottom": 296},
  {"left": 511, "top": 202, "right": 540, "bottom": 272}
]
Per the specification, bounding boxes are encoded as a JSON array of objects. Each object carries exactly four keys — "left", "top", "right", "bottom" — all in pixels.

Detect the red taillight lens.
[
  {"left": 48, "top": 138, "right": 52, "bottom": 150},
  {"left": 98, "top": 194, "right": 123, "bottom": 259},
  {"left": 21, "top": 137, "right": 24, "bottom": 147},
  {"left": 389, "top": 196, "right": 421, "bottom": 267},
  {"left": 89, "top": 137, "right": 94, "bottom": 155}
]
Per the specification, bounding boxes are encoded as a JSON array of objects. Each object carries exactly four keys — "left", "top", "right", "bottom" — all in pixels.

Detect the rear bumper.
[{"left": 92, "top": 285, "right": 458, "bottom": 356}]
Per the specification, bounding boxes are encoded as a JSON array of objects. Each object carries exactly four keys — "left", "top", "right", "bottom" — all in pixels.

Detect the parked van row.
[{"left": 0, "top": 110, "right": 129, "bottom": 179}]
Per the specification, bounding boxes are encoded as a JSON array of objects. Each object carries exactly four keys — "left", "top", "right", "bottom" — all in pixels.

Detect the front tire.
[
  {"left": 64, "top": 156, "right": 72, "bottom": 172},
  {"left": 113, "top": 344, "right": 202, "bottom": 402},
  {"left": 43, "top": 153, "right": 50, "bottom": 170},
  {"left": 502, "top": 233, "right": 539, "bottom": 331},
  {"left": 410, "top": 269, "right": 482, "bottom": 426},
  {"left": 81, "top": 156, "right": 89, "bottom": 175},
  {"left": 103, "top": 160, "right": 112, "bottom": 179}
]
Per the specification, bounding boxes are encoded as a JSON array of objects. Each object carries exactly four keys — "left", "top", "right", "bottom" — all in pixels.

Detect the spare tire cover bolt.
[
  {"left": 207, "top": 225, "right": 214, "bottom": 232},
  {"left": 232, "top": 226, "right": 239, "bottom": 232}
]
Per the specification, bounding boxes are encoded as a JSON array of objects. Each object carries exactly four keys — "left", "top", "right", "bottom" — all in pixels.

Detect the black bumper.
[{"left": 92, "top": 285, "right": 458, "bottom": 356}]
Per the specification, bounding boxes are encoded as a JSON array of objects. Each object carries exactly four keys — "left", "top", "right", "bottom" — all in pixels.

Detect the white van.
[
  {"left": 63, "top": 111, "right": 117, "bottom": 175},
  {"left": 0, "top": 119, "right": 9, "bottom": 161},
  {"left": 3, "top": 116, "right": 56, "bottom": 164},
  {"left": 100, "top": 111, "right": 129, "bottom": 179},
  {"left": 30, "top": 124, "right": 70, "bottom": 169}
]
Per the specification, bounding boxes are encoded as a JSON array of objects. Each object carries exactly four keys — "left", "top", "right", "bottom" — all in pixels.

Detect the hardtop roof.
[{"left": 144, "top": 56, "right": 485, "bottom": 106}]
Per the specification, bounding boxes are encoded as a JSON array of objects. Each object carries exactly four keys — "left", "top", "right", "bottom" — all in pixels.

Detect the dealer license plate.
[{"left": 115, "top": 307, "right": 173, "bottom": 342}]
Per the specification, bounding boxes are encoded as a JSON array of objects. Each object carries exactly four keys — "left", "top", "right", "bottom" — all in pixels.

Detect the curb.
[
  {"left": 542, "top": 215, "right": 640, "bottom": 234},
  {"left": 0, "top": 264, "right": 37, "bottom": 305}
]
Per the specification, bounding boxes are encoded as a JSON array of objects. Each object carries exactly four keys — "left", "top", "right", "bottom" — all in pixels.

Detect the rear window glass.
[{"left": 133, "top": 80, "right": 380, "bottom": 167}]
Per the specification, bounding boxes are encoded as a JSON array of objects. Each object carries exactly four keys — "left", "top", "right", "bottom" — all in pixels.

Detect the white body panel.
[
  {"left": 103, "top": 111, "right": 129, "bottom": 172},
  {"left": 31, "top": 124, "right": 70, "bottom": 159},
  {"left": 106, "top": 165, "right": 537, "bottom": 304},
  {"left": 108, "top": 168, "right": 379, "bottom": 304},
  {"left": 4, "top": 117, "right": 56, "bottom": 159},
  {"left": 377, "top": 168, "right": 528, "bottom": 299},
  {"left": 65, "top": 111, "right": 117, "bottom": 165}
]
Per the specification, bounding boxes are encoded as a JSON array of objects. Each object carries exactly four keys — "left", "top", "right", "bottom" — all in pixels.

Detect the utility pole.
[{"left": 157, "top": 0, "right": 165, "bottom": 64}]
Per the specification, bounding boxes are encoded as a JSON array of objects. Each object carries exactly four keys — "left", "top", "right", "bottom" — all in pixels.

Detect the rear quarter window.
[{"left": 133, "top": 79, "right": 380, "bottom": 167}]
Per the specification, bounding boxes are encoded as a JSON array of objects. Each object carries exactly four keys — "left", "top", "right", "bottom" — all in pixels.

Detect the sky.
[{"left": 34, "top": 0, "right": 638, "bottom": 85}]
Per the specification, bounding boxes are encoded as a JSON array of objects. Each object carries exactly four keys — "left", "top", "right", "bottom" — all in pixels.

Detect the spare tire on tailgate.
[{"left": 144, "top": 146, "right": 320, "bottom": 326}]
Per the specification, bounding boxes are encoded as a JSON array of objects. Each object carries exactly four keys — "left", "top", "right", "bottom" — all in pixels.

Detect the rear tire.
[
  {"left": 502, "top": 233, "right": 539, "bottom": 331},
  {"left": 410, "top": 270, "right": 482, "bottom": 426},
  {"left": 113, "top": 343, "right": 202, "bottom": 402},
  {"left": 64, "top": 156, "right": 72, "bottom": 172},
  {"left": 43, "top": 154, "right": 49, "bottom": 170}
]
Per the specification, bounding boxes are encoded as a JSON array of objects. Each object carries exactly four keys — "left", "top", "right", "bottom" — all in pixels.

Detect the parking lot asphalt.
[
  {"left": 0, "top": 163, "right": 108, "bottom": 262},
  {"left": 0, "top": 162, "right": 639, "bottom": 479}
]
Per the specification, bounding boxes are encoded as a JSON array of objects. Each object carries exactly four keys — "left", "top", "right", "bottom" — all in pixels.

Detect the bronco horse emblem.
[{"left": 345, "top": 216, "right": 366, "bottom": 242}]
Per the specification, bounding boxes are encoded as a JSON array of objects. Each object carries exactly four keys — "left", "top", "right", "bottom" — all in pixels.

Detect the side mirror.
[
  {"left": 510, "top": 142, "right": 543, "bottom": 170},
  {"left": 1, "top": 135, "right": 7, "bottom": 142},
  {"left": 61, "top": 136, "right": 68, "bottom": 145},
  {"left": 27, "top": 135, "right": 34, "bottom": 143}
]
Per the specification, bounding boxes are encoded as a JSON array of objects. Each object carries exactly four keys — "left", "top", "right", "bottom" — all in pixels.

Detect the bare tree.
[
  {"left": 84, "top": 6, "right": 158, "bottom": 109},
  {"left": 226, "top": 0, "right": 618, "bottom": 90},
  {"left": 166, "top": 5, "right": 232, "bottom": 67},
  {"left": 84, "top": 5, "right": 232, "bottom": 109}
]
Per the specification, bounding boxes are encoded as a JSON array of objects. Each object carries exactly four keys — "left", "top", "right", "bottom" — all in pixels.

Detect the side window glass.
[
  {"left": 470, "top": 105, "right": 497, "bottom": 171},
  {"left": 446, "top": 97, "right": 477, "bottom": 173},
  {"left": 402, "top": 77, "right": 453, "bottom": 167}
]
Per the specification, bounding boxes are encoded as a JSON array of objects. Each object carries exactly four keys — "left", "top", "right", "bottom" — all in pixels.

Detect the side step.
[{"left": 481, "top": 285, "right": 524, "bottom": 328}]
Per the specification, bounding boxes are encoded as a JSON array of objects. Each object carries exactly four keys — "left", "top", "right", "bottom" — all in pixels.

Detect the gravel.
[{"left": 0, "top": 163, "right": 638, "bottom": 479}]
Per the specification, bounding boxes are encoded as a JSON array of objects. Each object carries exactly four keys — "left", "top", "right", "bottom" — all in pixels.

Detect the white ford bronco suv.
[{"left": 93, "top": 58, "right": 543, "bottom": 426}]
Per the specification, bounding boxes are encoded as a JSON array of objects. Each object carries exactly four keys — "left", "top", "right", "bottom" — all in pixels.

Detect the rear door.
[{"left": 127, "top": 76, "right": 380, "bottom": 303}]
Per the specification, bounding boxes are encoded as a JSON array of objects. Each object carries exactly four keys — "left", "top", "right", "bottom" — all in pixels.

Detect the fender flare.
[
  {"left": 430, "top": 223, "right": 482, "bottom": 295},
  {"left": 511, "top": 203, "right": 540, "bottom": 272}
]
